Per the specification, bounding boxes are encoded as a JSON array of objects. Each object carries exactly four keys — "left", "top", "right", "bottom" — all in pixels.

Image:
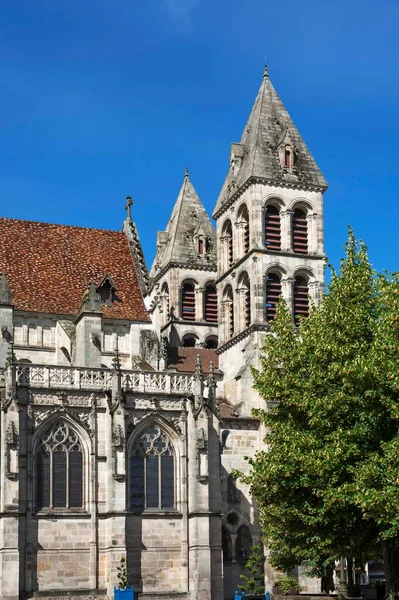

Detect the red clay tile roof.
[
  {"left": 168, "top": 347, "right": 219, "bottom": 374},
  {"left": 0, "top": 218, "right": 150, "bottom": 321}
]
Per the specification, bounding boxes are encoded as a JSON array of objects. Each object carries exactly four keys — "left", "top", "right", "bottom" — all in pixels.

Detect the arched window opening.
[
  {"left": 285, "top": 148, "right": 291, "bottom": 168},
  {"left": 182, "top": 335, "right": 197, "bottom": 348},
  {"left": 224, "top": 286, "right": 234, "bottom": 338},
  {"left": 198, "top": 237, "right": 204, "bottom": 255},
  {"left": 205, "top": 336, "right": 218, "bottom": 350},
  {"left": 36, "top": 421, "right": 83, "bottom": 510},
  {"left": 264, "top": 205, "right": 281, "bottom": 251},
  {"left": 181, "top": 282, "right": 196, "bottom": 321},
  {"left": 266, "top": 273, "right": 282, "bottom": 322},
  {"left": 238, "top": 205, "right": 250, "bottom": 256},
  {"left": 222, "top": 527, "right": 233, "bottom": 562},
  {"left": 204, "top": 284, "right": 218, "bottom": 323},
  {"left": 294, "top": 276, "right": 309, "bottom": 325},
  {"left": 222, "top": 220, "right": 233, "bottom": 268},
  {"left": 130, "top": 425, "right": 175, "bottom": 511},
  {"left": 236, "top": 525, "right": 253, "bottom": 563},
  {"left": 292, "top": 208, "right": 308, "bottom": 254}
]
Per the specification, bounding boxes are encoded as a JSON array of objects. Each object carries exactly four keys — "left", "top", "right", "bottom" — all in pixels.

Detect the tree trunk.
[{"left": 383, "top": 542, "right": 399, "bottom": 600}]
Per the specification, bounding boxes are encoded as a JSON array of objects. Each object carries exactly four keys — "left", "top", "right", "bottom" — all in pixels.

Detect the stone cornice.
[
  {"left": 148, "top": 260, "right": 217, "bottom": 291},
  {"left": 213, "top": 175, "right": 327, "bottom": 221}
]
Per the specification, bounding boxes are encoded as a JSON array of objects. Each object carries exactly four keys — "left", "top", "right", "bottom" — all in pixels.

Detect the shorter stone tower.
[{"left": 147, "top": 169, "right": 218, "bottom": 352}]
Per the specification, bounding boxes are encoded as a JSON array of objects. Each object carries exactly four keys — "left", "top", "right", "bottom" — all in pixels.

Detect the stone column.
[
  {"left": 307, "top": 213, "right": 317, "bottom": 255},
  {"left": 280, "top": 210, "right": 292, "bottom": 252},
  {"left": 196, "top": 287, "right": 204, "bottom": 322},
  {"left": 74, "top": 282, "right": 102, "bottom": 368},
  {"left": 281, "top": 277, "right": 294, "bottom": 312}
]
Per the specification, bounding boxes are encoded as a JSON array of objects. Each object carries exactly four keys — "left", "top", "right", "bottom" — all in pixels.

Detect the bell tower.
[{"left": 213, "top": 66, "right": 328, "bottom": 413}]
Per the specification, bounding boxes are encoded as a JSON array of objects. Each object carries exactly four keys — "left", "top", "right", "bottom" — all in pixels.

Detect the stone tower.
[
  {"left": 213, "top": 66, "right": 328, "bottom": 414},
  {"left": 148, "top": 169, "right": 218, "bottom": 352}
]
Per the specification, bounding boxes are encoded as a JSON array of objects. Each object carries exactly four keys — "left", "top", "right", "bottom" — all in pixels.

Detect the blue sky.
[{"left": 0, "top": 0, "right": 398, "bottom": 273}]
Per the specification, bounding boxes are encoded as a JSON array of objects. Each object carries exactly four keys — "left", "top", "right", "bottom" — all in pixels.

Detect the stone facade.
[{"left": 0, "top": 67, "right": 327, "bottom": 600}]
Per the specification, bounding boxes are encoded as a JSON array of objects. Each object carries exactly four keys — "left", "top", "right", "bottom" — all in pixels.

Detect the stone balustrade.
[{"left": 0, "top": 364, "right": 195, "bottom": 395}]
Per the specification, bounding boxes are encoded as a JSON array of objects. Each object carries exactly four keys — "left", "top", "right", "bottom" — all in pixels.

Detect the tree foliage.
[
  {"left": 239, "top": 230, "right": 399, "bottom": 592},
  {"left": 238, "top": 545, "right": 265, "bottom": 595}
]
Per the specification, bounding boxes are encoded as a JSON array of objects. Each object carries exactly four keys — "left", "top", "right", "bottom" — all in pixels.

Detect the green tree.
[
  {"left": 238, "top": 545, "right": 265, "bottom": 595},
  {"left": 238, "top": 231, "right": 399, "bottom": 597}
]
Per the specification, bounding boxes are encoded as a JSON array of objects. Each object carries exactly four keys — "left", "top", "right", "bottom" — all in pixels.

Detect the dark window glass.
[
  {"left": 161, "top": 455, "right": 174, "bottom": 509},
  {"left": 69, "top": 451, "right": 83, "bottom": 508},
  {"left": 146, "top": 456, "right": 159, "bottom": 508},
  {"left": 37, "top": 450, "right": 50, "bottom": 510},
  {"left": 130, "top": 456, "right": 145, "bottom": 511},
  {"left": 53, "top": 451, "right": 67, "bottom": 508}
]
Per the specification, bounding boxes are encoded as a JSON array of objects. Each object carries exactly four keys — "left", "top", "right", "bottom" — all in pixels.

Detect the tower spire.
[{"left": 184, "top": 166, "right": 189, "bottom": 179}]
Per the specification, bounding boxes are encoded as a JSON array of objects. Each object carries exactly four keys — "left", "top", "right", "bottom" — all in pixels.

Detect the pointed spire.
[
  {"left": 150, "top": 170, "right": 216, "bottom": 276},
  {"left": 208, "top": 360, "right": 215, "bottom": 387},
  {"left": 213, "top": 70, "right": 328, "bottom": 218},
  {"left": 0, "top": 272, "right": 13, "bottom": 305},
  {"left": 112, "top": 340, "right": 121, "bottom": 375},
  {"left": 195, "top": 353, "right": 203, "bottom": 380}
]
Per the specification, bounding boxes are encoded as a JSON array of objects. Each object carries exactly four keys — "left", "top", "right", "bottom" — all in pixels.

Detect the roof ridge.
[{"left": 0, "top": 216, "right": 123, "bottom": 235}]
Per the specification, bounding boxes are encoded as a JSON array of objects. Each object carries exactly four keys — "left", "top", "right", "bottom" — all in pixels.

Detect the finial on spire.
[
  {"left": 125, "top": 196, "right": 133, "bottom": 222},
  {"left": 263, "top": 63, "right": 269, "bottom": 79},
  {"left": 184, "top": 166, "right": 189, "bottom": 179}
]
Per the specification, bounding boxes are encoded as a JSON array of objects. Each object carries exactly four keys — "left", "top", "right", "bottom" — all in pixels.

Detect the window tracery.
[
  {"left": 36, "top": 421, "right": 83, "bottom": 511},
  {"left": 130, "top": 425, "right": 175, "bottom": 511}
]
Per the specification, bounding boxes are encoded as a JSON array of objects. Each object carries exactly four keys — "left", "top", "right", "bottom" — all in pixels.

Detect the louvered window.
[
  {"left": 266, "top": 273, "right": 282, "bottom": 321},
  {"left": 264, "top": 205, "right": 281, "bottom": 251},
  {"left": 181, "top": 282, "right": 196, "bottom": 321},
  {"left": 223, "top": 221, "right": 233, "bottom": 268},
  {"left": 130, "top": 425, "right": 175, "bottom": 511},
  {"left": 294, "top": 276, "right": 309, "bottom": 325},
  {"left": 224, "top": 286, "right": 234, "bottom": 338},
  {"left": 36, "top": 421, "right": 83, "bottom": 510},
  {"left": 239, "top": 205, "right": 249, "bottom": 255},
  {"left": 204, "top": 284, "right": 218, "bottom": 323},
  {"left": 292, "top": 209, "right": 308, "bottom": 254}
]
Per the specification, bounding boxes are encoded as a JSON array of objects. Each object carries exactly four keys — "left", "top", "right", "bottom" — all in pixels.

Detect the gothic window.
[
  {"left": 266, "top": 272, "right": 282, "bottom": 322},
  {"left": 264, "top": 205, "right": 281, "bottom": 251},
  {"left": 129, "top": 425, "right": 175, "bottom": 512},
  {"left": 285, "top": 147, "right": 291, "bottom": 168},
  {"left": 224, "top": 285, "right": 234, "bottom": 338},
  {"left": 198, "top": 237, "right": 204, "bottom": 255},
  {"left": 236, "top": 525, "right": 253, "bottom": 563},
  {"left": 204, "top": 284, "right": 218, "bottom": 323},
  {"left": 293, "top": 275, "right": 309, "bottom": 325},
  {"left": 36, "top": 421, "right": 83, "bottom": 510},
  {"left": 181, "top": 281, "right": 196, "bottom": 321},
  {"left": 222, "top": 220, "right": 233, "bottom": 269},
  {"left": 292, "top": 208, "right": 308, "bottom": 254},
  {"left": 205, "top": 336, "right": 218, "bottom": 349}
]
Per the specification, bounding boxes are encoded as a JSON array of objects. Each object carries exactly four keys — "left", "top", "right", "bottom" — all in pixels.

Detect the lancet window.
[
  {"left": 36, "top": 421, "right": 83, "bottom": 510},
  {"left": 130, "top": 425, "right": 175, "bottom": 511}
]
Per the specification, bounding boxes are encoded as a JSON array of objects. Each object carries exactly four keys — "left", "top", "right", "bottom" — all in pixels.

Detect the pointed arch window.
[
  {"left": 224, "top": 285, "right": 234, "bottom": 338},
  {"left": 266, "top": 273, "right": 282, "bottom": 322},
  {"left": 204, "top": 284, "right": 218, "bottom": 323},
  {"left": 36, "top": 421, "right": 83, "bottom": 510},
  {"left": 236, "top": 525, "right": 253, "bottom": 563},
  {"left": 222, "top": 220, "right": 233, "bottom": 268},
  {"left": 293, "top": 276, "right": 309, "bottom": 325},
  {"left": 129, "top": 425, "right": 175, "bottom": 511},
  {"left": 198, "top": 237, "right": 204, "bottom": 255},
  {"left": 264, "top": 205, "right": 281, "bottom": 251},
  {"left": 238, "top": 204, "right": 249, "bottom": 256},
  {"left": 292, "top": 208, "right": 308, "bottom": 254},
  {"left": 181, "top": 281, "right": 196, "bottom": 321}
]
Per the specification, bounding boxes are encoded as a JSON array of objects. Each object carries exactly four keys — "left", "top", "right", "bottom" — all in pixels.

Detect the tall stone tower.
[
  {"left": 213, "top": 66, "right": 328, "bottom": 413},
  {"left": 148, "top": 169, "right": 218, "bottom": 352}
]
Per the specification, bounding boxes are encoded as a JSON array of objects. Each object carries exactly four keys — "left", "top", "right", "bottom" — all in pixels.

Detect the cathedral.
[{"left": 0, "top": 67, "right": 327, "bottom": 600}]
